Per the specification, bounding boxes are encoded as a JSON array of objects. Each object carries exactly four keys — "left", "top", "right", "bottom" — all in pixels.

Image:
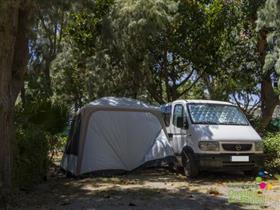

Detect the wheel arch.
[{"left": 181, "top": 146, "right": 195, "bottom": 156}]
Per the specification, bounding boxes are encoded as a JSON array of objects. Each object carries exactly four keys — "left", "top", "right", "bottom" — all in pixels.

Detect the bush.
[
  {"left": 13, "top": 126, "right": 49, "bottom": 189},
  {"left": 263, "top": 133, "right": 280, "bottom": 172},
  {"left": 17, "top": 100, "right": 68, "bottom": 135},
  {"left": 266, "top": 119, "right": 280, "bottom": 133},
  {"left": 48, "top": 134, "right": 68, "bottom": 161},
  {"left": 13, "top": 100, "right": 69, "bottom": 189}
]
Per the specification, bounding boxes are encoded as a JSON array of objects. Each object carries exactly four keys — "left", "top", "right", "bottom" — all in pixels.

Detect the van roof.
[{"left": 163, "top": 99, "right": 234, "bottom": 106}]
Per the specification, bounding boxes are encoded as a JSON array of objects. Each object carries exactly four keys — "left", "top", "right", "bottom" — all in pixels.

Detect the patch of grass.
[{"left": 228, "top": 188, "right": 265, "bottom": 206}]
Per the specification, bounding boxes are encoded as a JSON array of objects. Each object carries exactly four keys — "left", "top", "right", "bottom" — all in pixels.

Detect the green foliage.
[
  {"left": 13, "top": 126, "right": 49, "bottom": 189},
  {"left": 66, "top": 0, "right": 113, "bottom": 56},
  {"left": 13, "top": 100, "right": 69, "bottom": 189},
  {"left": 263, "top": 118, "right": 280, "bottom": 133},
  {"left": 52, "top": 0, "right": 270, "bottom": 107},
  {"left": 105, "top": 0, "right": 179, "bottom": 100},
  {"left": 16, "top": 100, "right": 68, "bottom": 135},
  {"left": 48, "top": 133, "right": 68, "bottom": 161},
  {"left": 51, "top": 46, "right": 95, "bottom": 109},
  {"left": 51, "top": 0, "right": 115, "bottom": 108},
  {"left": 263, "top": 133, "right": 280, "bottom": 172},
  {"left": 257, "top": 0, "right": 280, "bottom": 89},
  {"left": 66, "top": 12, "right": 99, "bottom": 55},
  {"left": 54, "top": 0, "right": 257, "bottom": 104},
  {"left": 27, "top": 0, "right": 69, "bottom": 99}
]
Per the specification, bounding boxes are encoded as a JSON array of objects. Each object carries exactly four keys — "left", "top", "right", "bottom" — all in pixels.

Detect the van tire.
[{"left": 182, "top": 150, "right": 199, "bottom": 178}]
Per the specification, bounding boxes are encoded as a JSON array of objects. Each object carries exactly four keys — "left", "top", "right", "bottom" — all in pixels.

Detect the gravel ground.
[{"left": 8, "top": 165, "right": 280, "bottom": 210}]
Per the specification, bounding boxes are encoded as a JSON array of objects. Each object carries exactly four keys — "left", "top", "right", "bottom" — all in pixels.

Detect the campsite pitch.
[{"left": 9, "top": 164, "right": 280, "bottom": 210}]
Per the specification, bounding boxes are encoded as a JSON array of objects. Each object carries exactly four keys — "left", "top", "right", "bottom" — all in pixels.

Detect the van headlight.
[
  {"left": 255, "top": 141, "right": 263, "bottom": 151},
  {"left": 199, "top": 141, "right": 220, "bottom": 151}
]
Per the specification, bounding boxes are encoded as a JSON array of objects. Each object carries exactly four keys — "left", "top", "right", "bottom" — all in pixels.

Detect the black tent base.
[{"left": 61, "top": 156, "right": 176, "bottom": 178}]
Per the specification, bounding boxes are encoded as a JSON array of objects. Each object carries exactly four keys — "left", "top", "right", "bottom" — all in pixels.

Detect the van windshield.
[{"left": 187, "top": 103, "right": 249, "bottom": 125}]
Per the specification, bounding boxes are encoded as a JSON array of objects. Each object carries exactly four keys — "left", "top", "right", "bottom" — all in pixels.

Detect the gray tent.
[{"left": 61, "top": 97, "right": 174, "bottom": 176}]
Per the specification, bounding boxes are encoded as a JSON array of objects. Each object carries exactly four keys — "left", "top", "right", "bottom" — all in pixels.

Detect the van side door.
[{"left": 169, "top": 103, "right": 190, "bottom": 154}]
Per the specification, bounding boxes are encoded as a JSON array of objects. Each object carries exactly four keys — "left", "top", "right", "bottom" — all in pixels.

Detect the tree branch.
[{"left": 178, "top": 71, "right": 204, "bottom": 98}]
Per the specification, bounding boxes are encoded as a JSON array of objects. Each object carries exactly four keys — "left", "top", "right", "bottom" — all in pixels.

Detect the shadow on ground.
[
  {"left": 191, "top": 170, "right": 255, "bottom": 184},
  {"left": 9, "top": 167, "right": 257, "bottom": 210}
]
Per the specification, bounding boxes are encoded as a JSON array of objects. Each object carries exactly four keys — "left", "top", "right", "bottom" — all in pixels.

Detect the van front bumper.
[{"left": 195, "top": 153, "right": 264, "bottom": 171}]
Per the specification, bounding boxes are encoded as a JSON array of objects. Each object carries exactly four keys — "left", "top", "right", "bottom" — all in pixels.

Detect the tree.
[
  {"left": 0, "top": 0, "right": 32, "bottom": 193},
  {"left": 174, "top": 0, "right": 243, "bottom": 101},
  {"left": 191, "top": 0, "right": 278, "bottom": 130},
  {"left": 202, "top": 1, "right": 263, "bottom": 119},
  {"left": 51, "top": 0, "right": 115, "bottom": 109},
  {"left": 106, "top": 0, "right": 179, "bottom": 101},
  {"left": 26, "top": 0, "right": 69, "bottom": 101},
  {"left": 257, "top": 0, "right": 280, "bottom": 131},
  {"left": 0, "top": 0, "right": 70, "bottom": 197}
]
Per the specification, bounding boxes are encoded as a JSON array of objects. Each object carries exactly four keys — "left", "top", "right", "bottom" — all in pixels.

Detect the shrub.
[
  {"left": 48, "top": 133, "right": 68, "bottom": 161},
  {"left": 17, "top": 100, "right": 68, "bottom": 135},
  {"left": 13, "top": 100, "right": 69, "bottom": 189},
  {"left": 266, "top": 119, "right": 280, "bottom": 133},
  {"left": 13, "top": 126, "right": 49, "bottom": 189},
  {"left": 263, "top": 133, "right": 280, "bottom": 172}
]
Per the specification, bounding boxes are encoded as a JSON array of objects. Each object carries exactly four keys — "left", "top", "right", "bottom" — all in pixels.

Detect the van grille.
[{"left": 222, "top": 144, "right": 252, "bottom": 151}]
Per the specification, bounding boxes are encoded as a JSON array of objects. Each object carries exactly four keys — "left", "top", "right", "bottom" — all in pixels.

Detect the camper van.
[{"left": 160, "top": 100, "right": 264, "bottom": 178}]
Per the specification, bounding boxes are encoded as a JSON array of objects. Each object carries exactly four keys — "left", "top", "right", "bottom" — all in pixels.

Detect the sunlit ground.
[{"left": 9, "top": 156, "right": 280, "bottom": 210}]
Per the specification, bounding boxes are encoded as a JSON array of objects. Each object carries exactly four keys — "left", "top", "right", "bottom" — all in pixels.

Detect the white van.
[{"left": 160, "top": 100, "right": 264, "bottom": 178}]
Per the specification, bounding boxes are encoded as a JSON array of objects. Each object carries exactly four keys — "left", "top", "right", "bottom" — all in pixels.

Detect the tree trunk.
[
  {"left": 0, "top": 0, "right": 30, "bottom": 199},
  {"left": 257, "top": 28, "right": 280, "bottom": 131},
  {"left": 259, "top": 75, "right": 279, "bottom": 132},
  {"left": 0, "top": 1, "right": 19, "bottom": 192}
]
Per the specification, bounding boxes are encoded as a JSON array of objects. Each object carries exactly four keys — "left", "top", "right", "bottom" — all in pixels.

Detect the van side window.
[
  {"left": 173, "top": 104, "right": 184, "bottom": 128},
  {"left": 160, "top": 105, "right": 171, "bottom": 126}
]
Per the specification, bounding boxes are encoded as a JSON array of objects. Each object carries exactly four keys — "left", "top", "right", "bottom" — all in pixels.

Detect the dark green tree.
[{"left": 257, "top": 0, "right": 280, "bottom": 130}]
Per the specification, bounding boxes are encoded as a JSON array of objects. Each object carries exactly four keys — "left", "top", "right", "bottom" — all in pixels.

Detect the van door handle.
[{"left": 168, "top": 133, "right": 173, "bottom": 138}]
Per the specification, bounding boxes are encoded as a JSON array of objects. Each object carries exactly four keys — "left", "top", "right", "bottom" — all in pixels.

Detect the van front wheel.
[{"left": 182, "top": 151, "right": 199, "bottom": 178}]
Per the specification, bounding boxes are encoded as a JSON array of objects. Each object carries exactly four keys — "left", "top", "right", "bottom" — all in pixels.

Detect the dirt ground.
[{"left": 8, "top": 162, "right": 280, "bottom": 210}]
